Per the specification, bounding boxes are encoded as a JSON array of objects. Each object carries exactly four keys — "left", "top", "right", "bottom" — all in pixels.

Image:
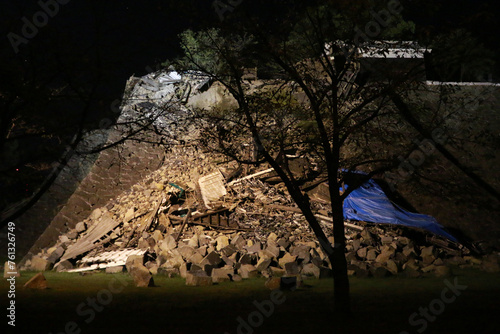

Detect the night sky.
[
  {"left": 1, "top": 1, "right": 498, "bottom": 83},
  {"left": 0, "top": 0, "right": 499, "bottom": 210},
  {"left": 1, "top": 0, "right": 498, "bottom": 98},
  {"left": 1, "top": 0, "right": 216, "bottom": 107}
]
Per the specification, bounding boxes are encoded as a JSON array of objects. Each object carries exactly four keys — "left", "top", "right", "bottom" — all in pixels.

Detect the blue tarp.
[{"left": 342, "top": 179, "right": 458, "bottom": 242}]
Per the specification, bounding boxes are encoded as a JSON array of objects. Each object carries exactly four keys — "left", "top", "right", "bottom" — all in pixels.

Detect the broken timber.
[
  {"left": 60, "top": 213, "right": 121, "bottom": 262},
  {"left": 174, "top": 208, "right": 192, "bottom": 242},
  {"left": 123, "top": 196, "right": 164, "bottom": 248},
  {"left": 265, "top": 204, "right": 364, "bottom": 231},
  {"left": 198, "top": 171, "right": 227, "bottom": 208},
  {"left": 169, "top": 207, "right": 247, "bottom": 230},
  {"left": 227, "top": 168, "right": 274, "bottom": 186}
]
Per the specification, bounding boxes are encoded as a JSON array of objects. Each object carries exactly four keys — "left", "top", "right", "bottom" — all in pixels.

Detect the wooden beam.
[
  {"left": 227, "top": 168, "right": 275, "bottom": 186},
  {"left": 315, "top": 214, "right": 364, "bottom": 231},
  {"left": 174, "top": 208, "right": 192, "bottom": 242},
  {"left": 265, "top": 204, "right": 364, "bottom": 231}
]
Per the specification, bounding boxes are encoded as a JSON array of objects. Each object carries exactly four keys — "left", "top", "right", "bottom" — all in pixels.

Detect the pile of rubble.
[{"left": 23, "top": 145, "right": 500, "bottom": 286}]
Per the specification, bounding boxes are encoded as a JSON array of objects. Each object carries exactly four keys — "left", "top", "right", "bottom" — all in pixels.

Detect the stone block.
[
  {"left": 125, "top": 255, "right": 144, "bottom": 273},
  {"left": 178, "top": 246, "right": 195, "bottom": 260},
  {"left": 357, "top": 247, "right": 367, "bottom": 259},
  {"left": 381, "top": 236, "right": 393, "bottom": 245},
  {"left": 238, "top": 253, "right": 254, "bottom": 265},
  {"left": 221, "top": 255, "right": 235, "bottom": 267},
  {"left": 246, "top": 243, "right": 261, "bottom": 254},
  {"left": 277, "top": 238, "right": 290, "bottom": 250},
  {"left": 189, "top": 253, "right": 204, "bottom": 265},
  {"left": 54, "top": 260, "right": 74, "bottom": 272},
  {"left": 129, "top": 264, "right": 155, "bottom": 288},
  {"left": 278, "top": 253, "right": 297, "bottom": 269},
  {"left": 221, "top": 244, "right": 237, "bottom": 257},
  {"left": 265, "top": 277, "right": 281, "bottom": 290},
  {"left": 47, "top": 247, "right": 66, "bottom": 264},
  {"left": 211, "top": 268, "right": 233, "bottom": 283},
  {"left": 269, "top": 266, "right": 286, "bottom": 277},
  {"left": 187, "top": 234, "right": 199, "bottom": 248},
  {"left": 30, "top": 256, "right": 52, "bottom": 271},
  {"left": 75, "top": 222, "right": 87, "bottom": 233},
  {"left": 24, "top": 273, "right": 48, "bottom": 289},
  {"left": 159, "top": 235, "right": 177, "bottom": 252},
  {"left": 157, "top": 267, "right": 180, "bottom": 277},
  {"left": 186, "top": 271, "right": 213, "bottom": 286},
  {"left": 231, "top": 235, "right": 246, "bottom": 250},
  {"left": 420, "top": 246, "right": 435, "bottom": 258},
  {"left": 200, "top": 251, "right": 222, "bottom": 267},
  {"left": 385, "top": 260, "right": 399, "bottom": 275},
  {"left": 67, "top": 230, "right": 79, "bottom": 240},
  {"left": 239, "top": 264, "right": 259, "bottom": 278},
  {"left": 285, "top": 262, "right": 300, "bottom": 276},
  {"left": 256, "top": 258, "right": 272, "bottom": 272},
  {"left": 145, "top": 262, "right": 159, "bottom": 275},
  {"left": 179, "top": 263, "right": 188, "bottom": 278},
  {"left": 301, "top": 263, "right": 320, "bottom": 278},
  {"left": 216, "top": 235, "right": 230, "bottom": 251},
  {"left": 106, "top": 266, "right": 124, "bottom": 274}
]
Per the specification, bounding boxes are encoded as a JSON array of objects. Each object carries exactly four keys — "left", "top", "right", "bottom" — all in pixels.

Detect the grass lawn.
[{"left": 1, "top": 269, "right": 499, "bottom": 334}]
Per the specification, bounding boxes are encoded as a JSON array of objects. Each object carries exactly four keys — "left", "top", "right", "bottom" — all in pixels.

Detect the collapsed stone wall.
[
  {"left": 23, "top": 144, "right": 500, "bottom": 282},
  {"left": 18, "top": 130, "right": 167, "bottom": 262},
  {"left": 17, "top": 70, "right": 229, "bottom": 262}
]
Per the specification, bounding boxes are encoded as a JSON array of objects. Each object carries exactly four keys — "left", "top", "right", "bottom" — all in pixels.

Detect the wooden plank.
[
  {"left": 227, "top": 168, "right": 274, "bottom": 186},
  {"left": 192, "top": 208, "right": 229, "bottom": 220},
  {"left": 137, "top": 196, "right": 164, "bottom": 235},
  {"left": 60, "top": 213, "right": 121, "bottom": 261},
  {"left": 169, "top": 208, "right": 228, "bottom": 222},
  {"left": 174, "top": 208, "right": 192, "bottom": 242},
  {"left": 315, "top": 214, "right": 364, "bottom": 231},
  {"left": 265, "top": 204, "right": 363, "bottom": 231},
  {"left": 122, "top": 196, "right": 164, "bottom": 247},
  {"left": 199, "top": 171, "right": 227, "bottom": 208}
]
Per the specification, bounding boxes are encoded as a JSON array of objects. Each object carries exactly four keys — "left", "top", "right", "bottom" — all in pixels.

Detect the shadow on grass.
[{"left": 1, "top": 269, "right": 499, "bottom": 334}]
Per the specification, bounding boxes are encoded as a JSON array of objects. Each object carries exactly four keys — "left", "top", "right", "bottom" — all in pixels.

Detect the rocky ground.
[{"left": 17, "top": 144, "right": 500, "bottom": 287}]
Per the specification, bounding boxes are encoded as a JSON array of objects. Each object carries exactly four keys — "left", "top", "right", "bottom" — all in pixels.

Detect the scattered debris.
[
  {"left": 199, "top": 171, "right": 227, "bottom": 208},
  {"left": 126, "top": 255, "right": 155, "bottom": 288},
  {"left": 23, "top": 141, "right": 498, "bottom": 283},
  {"left": 24, "top": 273, "right": 48, "bottom": 289}
]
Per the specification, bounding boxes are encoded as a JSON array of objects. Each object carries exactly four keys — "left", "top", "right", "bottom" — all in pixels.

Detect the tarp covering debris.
[{"left": 343, "top": 179, "right": 458, "bottom": 242}]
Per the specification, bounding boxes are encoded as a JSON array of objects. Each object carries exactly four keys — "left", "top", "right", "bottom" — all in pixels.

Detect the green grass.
[{"left": 1, "top": 269, "right": 499, "bottom": 334}]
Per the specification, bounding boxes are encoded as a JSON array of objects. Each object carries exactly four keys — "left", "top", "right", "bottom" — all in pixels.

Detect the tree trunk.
[
  {"left": 330, "top": 193, "right": 351, "bottom": 313},
  {"left": 288, "top": 185, "right": 351, "bottom": 313}
]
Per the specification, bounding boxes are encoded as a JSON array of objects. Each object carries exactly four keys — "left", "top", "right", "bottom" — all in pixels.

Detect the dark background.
[{"left": 0, "top": 0, "right": 499, "bottom": 217}]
